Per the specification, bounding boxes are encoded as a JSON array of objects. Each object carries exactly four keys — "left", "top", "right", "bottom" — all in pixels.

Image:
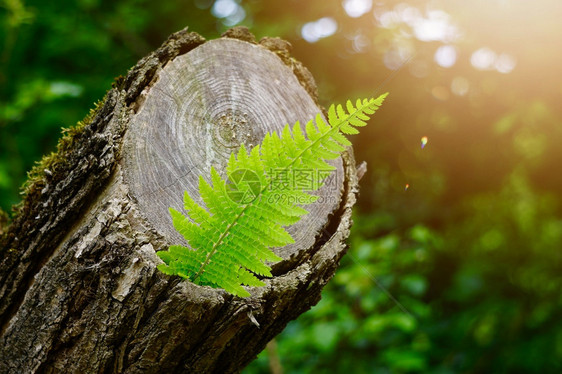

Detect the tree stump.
[{"left": 0, "top": 26, "right": 360, "bottom": 373}]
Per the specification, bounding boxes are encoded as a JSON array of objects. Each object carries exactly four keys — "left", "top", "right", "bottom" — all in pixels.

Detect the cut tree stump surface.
[
  {"left": 0, "top": 27, "right": 359, "bottom": 373},
  {"left": 122, "top": 37, "right": 343, "bottom": 261}
]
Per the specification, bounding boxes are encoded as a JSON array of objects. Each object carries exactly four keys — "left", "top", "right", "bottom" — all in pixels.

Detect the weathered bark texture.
[{"left": 0, "top": 26, "right": 359, "bottom": 373}]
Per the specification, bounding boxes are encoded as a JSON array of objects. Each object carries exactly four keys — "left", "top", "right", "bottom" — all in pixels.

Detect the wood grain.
[{"left": 122, "top": 38, "right": 343, "bottom": 260}]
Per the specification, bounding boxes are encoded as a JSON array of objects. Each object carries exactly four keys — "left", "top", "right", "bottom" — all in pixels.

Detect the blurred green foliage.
[
  {"left": 249, "top": 172, "right": 562, "bottom": 373},
  {"left": 0, "top": 0, "right": 223, "bottom": 209},
  {"left": 2, "top": 0, "right": 561, "bottom": 372}
]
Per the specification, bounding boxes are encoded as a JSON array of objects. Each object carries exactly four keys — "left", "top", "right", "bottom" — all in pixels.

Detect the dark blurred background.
[{"left": 2, "top": 0, "right": 561, "bottom": 372}]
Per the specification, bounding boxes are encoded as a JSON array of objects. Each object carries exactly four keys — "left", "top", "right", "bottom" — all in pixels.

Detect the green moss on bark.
[{"left": 11, "top": 97, "right": 107, "bottom": 221}]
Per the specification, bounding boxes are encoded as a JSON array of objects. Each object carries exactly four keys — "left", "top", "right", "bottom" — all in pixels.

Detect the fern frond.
[{"left": 157, "top": 93, "right": 388, "bottom": 297}]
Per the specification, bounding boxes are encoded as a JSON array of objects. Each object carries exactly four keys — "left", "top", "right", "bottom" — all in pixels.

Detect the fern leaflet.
[{"left": 157, "top": 94, "right": 388, "bottom": 297}]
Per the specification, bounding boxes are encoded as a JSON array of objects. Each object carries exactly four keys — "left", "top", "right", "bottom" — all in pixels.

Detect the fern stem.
[{"left": 191, "top": 208, "right": 245, "bottom": 282}]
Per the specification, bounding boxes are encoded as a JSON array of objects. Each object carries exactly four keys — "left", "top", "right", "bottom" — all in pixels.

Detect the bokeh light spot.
[
  {"left": 495, "top": 53, "right": 517, "bottom": 74},
  {"left": 471, "top": 47, "right": 497, "bottom": 70},
  {"left": 301, "top": 17, "right": 338, "bottom": 43},
  {"left": 211, "top": 0, "right": 245, "bottom": 25},
  {"left": 434, "top": 45, "right": 457, "bottom": 68},
  {"left": 223, "top": 6, "right": 245, "bottom": 26},
  {"left": 374, "top": 3, "right": 462, "bottom": 66},
  {"left": 383, "top": 43, "right": 413, "bottom": 70},
  {"left": 49, "top": 81, "right": 83, "bottom": 97},
  {"left": 343, "top": 0, "right": 372, "bottom": 18},
  {"left": 211, "top": 0, "right": 237, "bottom": 18},
  {"left": 376, "top": 9, "right": 401, "bottom": 28},
  {"left": 432, "top": 86, "right": 450, "bottom": 101},
  {"left": 471, "top": 48, "right": 516, "bottom": 73},
  {"left": 451, "top": 76, "right": 470, "bottom": 96},
  {"left": 349, "top": 32, "right": 370, "bottom": 53},
  {"left": 399, "top": 5, "right": 421, "bottom": 25},
  {"left": 411, "top": 10, "right": 460, "bottom": 42}
]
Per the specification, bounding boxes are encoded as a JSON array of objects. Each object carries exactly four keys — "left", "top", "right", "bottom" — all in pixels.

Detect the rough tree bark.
[{"left": 0, "top": 26, "right": 360, "bottom": 373}]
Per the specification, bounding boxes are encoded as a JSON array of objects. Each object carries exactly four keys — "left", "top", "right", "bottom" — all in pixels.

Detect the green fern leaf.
[{"left": 157, "top": 93, "right": 388, "bottom": 297}]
